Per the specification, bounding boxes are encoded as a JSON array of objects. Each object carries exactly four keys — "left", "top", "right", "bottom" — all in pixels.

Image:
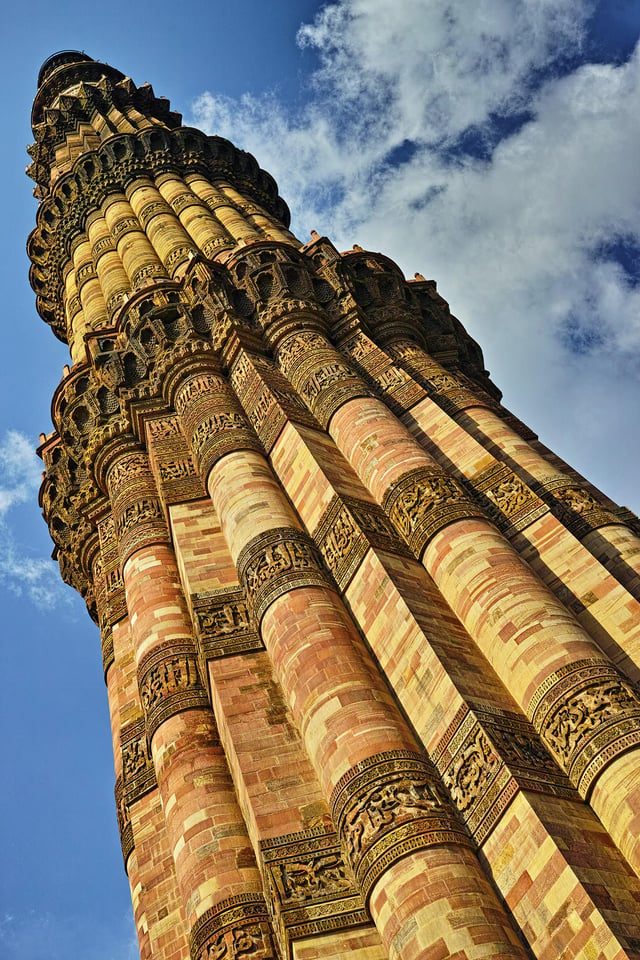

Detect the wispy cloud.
[
  {"left": 0, "top": 430, "right": 70, "bottom": 607},
  {"left": 0, "top": 909, "right": 138, "bottom": 960},
  {"left": 192, "top": 0, "right": 640, "bottom": 510},
  {"left": 0, "top": 430, "right": 42, "bottom": 514}
]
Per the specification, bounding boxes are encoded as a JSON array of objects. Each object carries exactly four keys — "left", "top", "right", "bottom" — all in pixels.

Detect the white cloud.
[
  {"left": 192, "top": 0, "right": 640, "bottom": 511},
  {"left": 0, "top": 430, "right": 42, "bottom": 514},
  {"left": 0, "top": 430, "right": 69, "bottom": 607},
  {"left": 0, "top": 909, "right": 138, "bottom": 960}
]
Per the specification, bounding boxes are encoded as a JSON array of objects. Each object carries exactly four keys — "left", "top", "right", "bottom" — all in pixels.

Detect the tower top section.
[
  {"left": 37, "top": 50, "right": 94, "bottom": 87},
  {"left": 32, "top": 51, "right": 128, "bottom": 130}
]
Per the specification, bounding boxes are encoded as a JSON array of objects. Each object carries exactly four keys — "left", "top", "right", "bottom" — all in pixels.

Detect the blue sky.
[{"left": 1, "top": 3, "right": 639, "bottom": 958}]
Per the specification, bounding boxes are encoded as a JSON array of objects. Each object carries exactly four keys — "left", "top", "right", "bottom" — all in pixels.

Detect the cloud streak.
[
  {"left": 0, "top": 909, "right": 138, "bottom": 960},
  {"left": 192, "top": 0, "right": 640, "bottom": 510},
  {"left": 0, "top": 430, "right": 69, "bottom": 607}
]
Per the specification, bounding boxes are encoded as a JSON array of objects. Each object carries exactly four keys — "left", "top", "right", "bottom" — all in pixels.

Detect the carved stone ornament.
[
  {"left": 106, "top": 450, "right": 171, "bottom": 565},
  {"left": 101, "top": 625, "right": 115, "bottom": 677},
  {"left": 137, "top": 640, "right": 210, "bottom": 742},
  {"left": 115, "top": 774, "right": 134, "bottom": 869},
  {"left": 97, "top": 515, "right": 128, "bottom": 628},
  {"left": 530, "top": 659, "right": 640, "bottom": 797},
  {"left": 369, "top": 362, "right": 425, "bottom": 413},
  {"left": 433, "top": 704, "right": 574, "bottom": 844},
  {"left": 114, "top": 495, "right": 169, "bottom": 565},
  {"left": 341, "top": 332, "right": 426, "bottom": 410},
  {"left": 120, "top": 716, "right": 157, "bottom": 804},
  {"left": 299, "top": 361, "right": 370, "bottom": 428},
  {"left": 473, "top": 463, "right": 547, "bottom": 534},
  {"left": 314, "top": 494, "right": 410, "bottom": 591},
  {"left": 230, "top": 350, "right": 318, "bottom": 452},
  {"left": 276, "top": 332, "right": 371, "bottom": 427},
  {"left": 330, "top": 751, "right": 468, "bottom": 898},
  {"left": 383, "top": 466, "right": 483, "bottom": 557},
  {"left": 192, "top": 587, "right": 264, "bottom": 661},
  {"left": 175, "top": 373, "right": 263, "bottom": 477},
  {"left": 237, "top": 527, "right": 335, "bottom": 624},
  {"left": 537, "top": 477, "right": 618, "bottom": 535},
  {"left": 188, "top": 893, "right": 276, "bottom": 960},
  {"left": 145, "top": 414, "right": 206, "bottom": 506},
  {"left": 260, "top": 827, "right": 367, "bottom": 947}
]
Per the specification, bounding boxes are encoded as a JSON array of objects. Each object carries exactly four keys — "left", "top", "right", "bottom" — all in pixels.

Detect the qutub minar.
[{"left": 28, "top": 51, "right": 640, "bottom": 960}]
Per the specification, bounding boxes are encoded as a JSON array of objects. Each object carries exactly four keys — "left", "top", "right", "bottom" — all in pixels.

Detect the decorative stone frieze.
[
  {"left": 341, "top": 329, "right": 426, "bottom": 412},
  {"left": 97, "top": 515, "right": 128, "bottom": 627},
  {"left": 433, "top": 704, "right": 575, "bottom": 844},
  {"left": 101, "top": 625, "right": 115, "bottom": 677},
  {"left": 229, "top": 350, "right": 318, "bottom": 453},
  {"left": 276, "top": 331, "right": 371, "bottom": 427},
  {"left": 191, "top": 587, "right": 264, "bottom": 662},
  {"left": 473, "top": 462, "right": 548, "bottom": 534},
  {"left": 537, "top": 477, "right": 619, "bottom": 536},
  {"left": 188, "top": 894, "right": 276, "bottom": 960},
  {"left": 120, "top": 716, "right": 157, "bottom": 804},
  {"left": 237, "top": 528, "right": 335, "bottom": 624},
  {"left": 172, "top": 368, "right": 263, "bottom": 477},
  {"left": 260, "top": 827, "right": 367, "bottom": 946},
  {"left": 146, "top": 413, "right": 206, "bottom": 506},
  {"left": 314, "top": 494, "right": 410, "bottom": 591},
  {"left": 115, "top": 774, "right": 134, "bottom": 868},
  {"left": 137, "top": 640, "right": 210, "bottom": 742},
  {"left": 383, "top": 466, "right": 483, "bottom": 557},
  {"left": 104, "top": 448, "right": 171, "bottom": 566},
  {"left": 530, "top": 659, "right": 640, "bottom": 797},
  {"left": 330, "top": 750, "right": 469, "bottom": 898}
]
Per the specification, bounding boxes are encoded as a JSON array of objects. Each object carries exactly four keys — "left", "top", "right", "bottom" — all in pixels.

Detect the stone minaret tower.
[{"left": 29, "top": 51, "right": 640, "bottom": 960}]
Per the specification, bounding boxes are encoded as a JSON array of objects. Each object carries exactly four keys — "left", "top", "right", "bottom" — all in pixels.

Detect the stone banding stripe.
[
  {"left": 237, "top": 527, "right": 336, "bottom": 625},
  {"left": 188, "top": 893, "right": 276, "bottom": 960},
  {"left": 382, "top": 465, "right": 484, "bottom": 557},
  {"left": 137, "top": 639, "right": 210, "bottom": 742}
]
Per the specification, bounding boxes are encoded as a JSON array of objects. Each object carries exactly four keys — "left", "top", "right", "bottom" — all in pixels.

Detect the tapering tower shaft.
[{"left": 32, "top": 52, "right": 640, "bottom": 960}]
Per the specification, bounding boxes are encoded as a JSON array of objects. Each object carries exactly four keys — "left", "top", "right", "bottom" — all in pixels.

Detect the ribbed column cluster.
[{"left": 34, "top": 52, "right": 640, "bottom": 960}]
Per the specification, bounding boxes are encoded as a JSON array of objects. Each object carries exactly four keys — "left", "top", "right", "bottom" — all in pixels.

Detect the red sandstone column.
[
  {"left": 262, "top": 408, "right": 640, "bottom": 960},
  {"left": 340, "top": 327, "right": 640, "bottom": 685},
  {"left": 93, "top": 523, "right": 190, "bottom": 960},
  {"left": 392, "top": 341, "right": 640, "bottom": 597},
  {"left": 97, "top": 437, "right": 277, "bottom": 960},
  {"left": 165, "top": 356, "right": 530, "bottom": 960},
  {"left": 273, "top": 328, "right": 640, "bottom": 878}
]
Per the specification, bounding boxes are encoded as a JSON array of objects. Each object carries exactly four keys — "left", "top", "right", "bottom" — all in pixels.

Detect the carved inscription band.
[
  {"left": 189, "top": 893, "right": 276, "bottom": 960},
  {"left": 260, "top": 827, "right": 367, "bottom": 946},
  {"left": 192, "top": 587, "right": 264, "bottom": 661},
  {"left": 237, "top": 527, "right": 336, "bottom": 624},
  {"left": 473, "top": 462, "right": 547, "bottom": 535},
  {"left": 174, "top": 372, "right": 263, "bottom": 477},
  {"left": 383, "top": 466, "right": 483, "bottom": 557},
  {"left": 101, "top": 625, "right": 115, "bottom": 677},
  {"left": 330, "top": 750, "right": 469, "bottom": 898},
  {"left": 433, "top": 704, "right": 574, "bottom": 844},
  {"left": 106, "top": 451, "right": 170, "bottom": 565},
  {"left": 276, "top": 332, "right": 371, "bottom": 427},
  {"left": 314, "top": 494, "right": 410, "bottom": 591},
  {"left": 120, "top": 716, "right": 157, "bottom": 805},
  {"left": 538, "top": 477, "right": 619, "bottom": 535},
  {"left": 137, "top": 640, "right": 210, "bottom": 742},
  {"left": 115, "top": 774, "right": 134, "bottom": 869},
  {"left": 530, "top": 659, "right": 640, "bottom": 797},
  {"left": 229, "top": 351, "right": 319, "bottom": 453}
]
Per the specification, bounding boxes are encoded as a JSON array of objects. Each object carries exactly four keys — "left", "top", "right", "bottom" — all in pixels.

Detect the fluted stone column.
[
  {"left": 165, "top": 357, "right": 531, "bottom": 960},
  {"left": 273, "top": 327, "right": 640, "bottom": 878},
  {"left": 98, "top": 438, "right": 277, "bottom": 960},
  {"left": 391, "top": 341, "right": 640, "bottom": 598}
]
